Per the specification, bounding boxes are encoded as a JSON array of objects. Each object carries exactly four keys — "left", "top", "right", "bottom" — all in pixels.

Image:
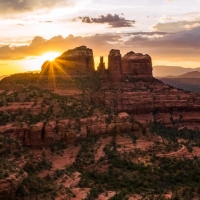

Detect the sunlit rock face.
[
  {"left": 122, "top": 51, "right": 153, "bottom": 80},
  {"left": 108, "top": 49, "right": 122, "bottom": 82},
  {"left": 41, "top": 46, "right": 153, "bottom": 81},
  {"left": 41, "top": 46, "right": 95, "bottom": 76}
]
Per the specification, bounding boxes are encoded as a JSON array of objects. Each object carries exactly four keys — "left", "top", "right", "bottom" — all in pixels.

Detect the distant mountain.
[
  {"left": 153, "top": 65, "right": 200, "bottom": 77},
  {"left": 159, "top": 71, "right": 200, "bottom": 93},
  {"left": 162, "top": 71, "right": 200, "bottom": 79},
  {"left": 0, "top": 70, "right": 40, "bottom": 81},
  {"left": 26, "top": 70, "right": 40, "bottom": 73},
  {"left": 177, "top": 71, "right": 200, "bottom": 78}
]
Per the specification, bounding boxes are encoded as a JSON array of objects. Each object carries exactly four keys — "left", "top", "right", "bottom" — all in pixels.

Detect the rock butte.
[{"left": 41, "top": 46, "right": 153, "bottom": 81}]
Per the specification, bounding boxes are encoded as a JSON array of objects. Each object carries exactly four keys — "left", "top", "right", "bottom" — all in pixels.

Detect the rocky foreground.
[{"left": 0, "top": 46, "right": 200, "bottom": 199}]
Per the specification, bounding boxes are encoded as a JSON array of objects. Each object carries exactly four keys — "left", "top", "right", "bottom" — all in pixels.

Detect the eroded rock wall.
[{"left": 0, "top": 114, "right": 135, "bottom": 146}]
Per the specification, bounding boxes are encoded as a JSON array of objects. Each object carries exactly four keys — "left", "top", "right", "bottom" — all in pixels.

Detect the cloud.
[
  {"left": 125, "top": 32, "right": 171, "bottom": 36},
  {"left": 0, "top": 27, "right": 200, "bottom": 63},
  {"left": 125, "top": 26, "right": 200, "bottom": 61},
  {"left": 164, "top": 0, "right": 178, "bottom": 2},
  {"left": 0, "top": 33, "right": 123, "bottom": 60},
  {"left": 161, "top": 12, "right": 200, "bottom": 22},
  {"left": 73, "top": 14, "right": 136, "bottom": 28},
  {"left": 126, "top": 26, "right": 200, "bottom": 48},
  {"left": 0, "top": 0, "right": 74, "bottom": 13},
  {"left": 153, "top": 20, "right": 200, "bottom": 32}
]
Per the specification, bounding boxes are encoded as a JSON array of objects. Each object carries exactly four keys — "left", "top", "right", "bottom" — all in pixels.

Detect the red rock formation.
[
  {"left": 108, "top": 49, "right": 122, "bottom": 82},
  {"left": 0, "top": 113, "right": 136, "bottom": 147},
  {"left": 41, "top": 46, "right": 94, "bottom": 76},
  {"left": 41, "top": 47, "right": 153, "bottom": 81},
  {"left": 3, "top": 46, "right": 200, "bottom": 147},
  {"left": 122, "top": 51, "right": 153, "bottom": 80},
  {"left": 2, "top": 77, "right": 200, "bottom": 146}
]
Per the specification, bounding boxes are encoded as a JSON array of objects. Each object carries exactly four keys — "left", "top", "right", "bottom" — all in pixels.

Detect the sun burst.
[{"left": 41, "top": 52, "right": 60, "bottom": 62}]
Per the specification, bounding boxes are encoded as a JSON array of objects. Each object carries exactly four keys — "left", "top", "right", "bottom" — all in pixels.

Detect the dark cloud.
[
  {"left": 125, "top": 26, "right": 200, "bottom": 61},
  {"left": 0, "top": 0, "right": 73, "bottom": 13},
  {"left": 153, "top": 20, "right": 200, "bottom": 32},
  {"left": 125, "top": 32, "right": 171, "bottom": 36},
  {"left": 73, "top": 14, "right": 136, "bottom": 28},
  {"left": 151, "top": 26, "right": 200, "bottom": 49}
]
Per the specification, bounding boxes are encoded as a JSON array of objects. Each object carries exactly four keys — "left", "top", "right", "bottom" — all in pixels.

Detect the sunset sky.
[{"left": 0, "top": 0, "right": 200, "bottom": 75}]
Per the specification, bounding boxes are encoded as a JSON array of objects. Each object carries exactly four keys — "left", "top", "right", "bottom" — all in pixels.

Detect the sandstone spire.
[{"left": 108, "top": 49, "right": 122, "bottom": 82}]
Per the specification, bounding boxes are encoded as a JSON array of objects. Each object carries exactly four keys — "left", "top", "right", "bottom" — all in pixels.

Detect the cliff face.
[
  {"left": 92, "top": 79, "right": 200, "bottom": 117},
  {"left": 108, "top": 49, "right": 122, "bottom": 82},
  {"left": 41, "top": 46, "right": 94, "bottom": 76},
  {"left": 1, "top": 77, "right": 200, "bottom": 147},
  {"left": 122, "top": 51, "right": 153, "bottom": 80},
  {"left": 0, "top": 114, "right": 134, "bottom": 146}
]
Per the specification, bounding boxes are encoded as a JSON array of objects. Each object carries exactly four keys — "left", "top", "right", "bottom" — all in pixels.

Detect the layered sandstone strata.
[
  {"left": 0, "top": 114, "right": 135, "bottom": 146},
  {"left": 1, "top": 78, "right": 200, "bottom": 146}
]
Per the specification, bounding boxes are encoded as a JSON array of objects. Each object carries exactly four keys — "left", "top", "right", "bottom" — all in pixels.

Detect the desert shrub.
[{"left": 84, "top": 186, "right": 103, "bottom": 200}]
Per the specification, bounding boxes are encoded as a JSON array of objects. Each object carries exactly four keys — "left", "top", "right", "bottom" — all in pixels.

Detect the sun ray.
[
  {"left": 38, "top": 52, "right": 86, "bottom": 89},
  {"left": 50, "top": 61, "right": 56, "bottom": 90}
]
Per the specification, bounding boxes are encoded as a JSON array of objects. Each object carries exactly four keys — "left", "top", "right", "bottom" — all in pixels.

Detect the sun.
[
  {"left": 41, "top": 52, "right": 60, "bottom": 62},
  {"left": 23, "top": 52, "right": 61, "bottom": 72}
]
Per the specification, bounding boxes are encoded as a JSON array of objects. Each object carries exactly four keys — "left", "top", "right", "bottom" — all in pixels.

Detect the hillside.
[
  {"left": 0, "top": 46, "right": 200, "bottom": 199},
  {"left": 177, "top": 71, "right": 200, "bottom": 78},
  {"left": 0, "top": 75, "right": 8, "bottom": 81}
]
